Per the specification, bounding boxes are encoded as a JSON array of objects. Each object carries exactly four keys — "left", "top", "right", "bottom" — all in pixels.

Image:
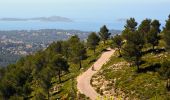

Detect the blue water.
[{"left": 0, "top": 21, "right": 124, "bottom": 31}]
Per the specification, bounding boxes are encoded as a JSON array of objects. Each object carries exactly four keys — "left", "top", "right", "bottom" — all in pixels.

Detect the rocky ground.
[{"left": 91, "top": 61, "right": 132, "bottom": 100}]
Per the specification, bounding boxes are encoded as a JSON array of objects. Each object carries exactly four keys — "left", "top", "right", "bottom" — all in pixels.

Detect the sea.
[{"left": 0, "top": 21, "right": 124, "bottom": 31}]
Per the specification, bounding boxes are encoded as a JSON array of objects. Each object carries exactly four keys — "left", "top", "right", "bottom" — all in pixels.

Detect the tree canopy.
[
  {"left": 87, "top": 32, "right": 100, "bottom": 53},
  {"left": 99, "top": 25, "right": 111, "bottom": 44}
]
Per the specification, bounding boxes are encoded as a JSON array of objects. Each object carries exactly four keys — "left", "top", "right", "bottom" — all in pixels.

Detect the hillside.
[
  {"left": 0, "top": 25, "right": 112, "bottom": 99},
  {"left": 0, "top": 15, "right": 170, "bottom": 100},
  {"left": 91, "top": 47, "right": 170, "bottom": 99},
  {"left": 0, "top": 29, "right": 120, "bottom": 67},
  {"left": 90, "top": 17, "right": 170, "bottom": 99},
  {"left": 1, "top": 0, "right": 170, "bottom": 100}
]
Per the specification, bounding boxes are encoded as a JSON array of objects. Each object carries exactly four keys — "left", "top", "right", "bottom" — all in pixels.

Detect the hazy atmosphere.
[{"left": 0, "top": 0, "right": 170, "bottom": 31}]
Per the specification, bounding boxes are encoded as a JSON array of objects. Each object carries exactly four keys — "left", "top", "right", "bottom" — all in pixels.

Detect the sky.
[{"left": 0, "top": 0, "right": 170, "bottom": 30}]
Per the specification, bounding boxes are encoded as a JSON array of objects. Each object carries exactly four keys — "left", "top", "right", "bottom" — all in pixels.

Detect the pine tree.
[
  {"left": 164, "top": 15, "right": 170, "bottom": 51},
  {"left": 51, "top": 55, "right": 69, "bottom": 83},
  {"left": 122, "top": 31, "right": 144, "bottom": 71},
  {"left": 138, "top": 19, "right": 151, "bottom": 42},
  {"left": 122, "top": 42, "right": 142, "bottom": 71},
  {"left": 158, "top": 60, "right": 170, "bottom": 90},
  {"left": 122, "top": 18, "right": 138, "bottom": 39},
  {"left": 99, "top": 25, "right": 111, "bottom": 45},
  {"left": 122, "top": 18, "right": 144, "bottom": 71},
  {"left": 147, "top": 20, "right": 161, "bottom": 50},
  {"left": 87, "top": 32, "right": 100, "bottom": 54},
  {"left": 124, "top": 18, "right": 138, "bottom": 32},
  {"left": 138, "top": 18, "right": 151, "bottom": 34},
  {"left": 68, "top": 35, "right": 86, "bottom": 69},
  {"left": 111, "top": 34, "right": 123, "bottom": 57}
]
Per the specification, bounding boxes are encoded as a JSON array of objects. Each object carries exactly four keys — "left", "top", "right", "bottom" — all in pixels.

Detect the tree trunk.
[
  {"left": 66, "top": 50, "right": 69, "bottom": 59},
  {"left": 118, "top": 48, "right": 122, "bottom": 57},
  {"left": 153, "top": 45, "right": 155, "bottom": 50},
  {"left": 136, "top": 58, "right": 140, "bottom": 72},
  {"left": 168, "top": 78, "right": 169, "bottom": 87},
  {"left": 103, "top": 40, "right": 105, "bottom": 45},
  {"left": 79, "top": 60, "right": 82, "bottom": 69},
  {"left": 94, "top": 48, "right": 96, "bottom": 54},
  {"left": 167, "top": 78, "right": 170, "bottom": 90},
  {"left": 58, "top": 70, "right": 61, "bottom": 83},
  {"left": 47, "top": 90, "right": 50, "bottom": 100},
  {"left": 137, "top": 64, "right": 139, "bottom": 72}
]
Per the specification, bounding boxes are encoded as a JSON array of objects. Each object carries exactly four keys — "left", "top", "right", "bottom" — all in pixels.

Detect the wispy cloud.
[
  {"left": 0, "top": 16, "right": 73, "bottom": 22},
  {"left": 116, "top": 18, "right": 127, "bottom": 22}
]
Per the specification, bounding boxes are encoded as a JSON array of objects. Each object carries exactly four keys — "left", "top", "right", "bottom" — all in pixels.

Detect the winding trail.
[{"left": 77, "top": 48, "right": 115, "bottom": 100}]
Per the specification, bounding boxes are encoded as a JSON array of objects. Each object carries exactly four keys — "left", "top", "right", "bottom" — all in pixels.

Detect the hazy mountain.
[
  {"left": 110, "top": 29, "right": 122, "bottom": 35},
  {"left": 0, "top": 16, "right": 73, "bottom": 22}
]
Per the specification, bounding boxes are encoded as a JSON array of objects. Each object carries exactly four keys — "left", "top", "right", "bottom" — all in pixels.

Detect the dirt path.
[{"left": 77, "top": 48, "right": 115, "bottom": 100}]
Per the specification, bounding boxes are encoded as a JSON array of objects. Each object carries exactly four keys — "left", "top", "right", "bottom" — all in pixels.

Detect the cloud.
[
  {"left": 0, "top": 16, "right": 73, "bottom": 22},
  {"left": 116, "top": 18, "right": 127, "bottom": 22}
]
